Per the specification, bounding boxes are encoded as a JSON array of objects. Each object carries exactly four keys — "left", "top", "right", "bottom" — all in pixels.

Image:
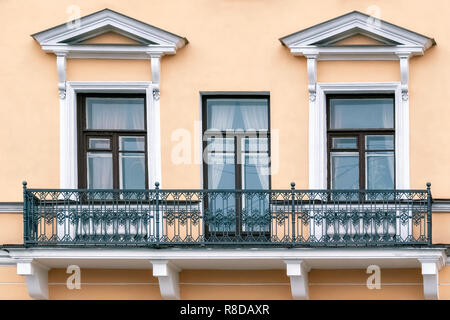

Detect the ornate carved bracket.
[
  {"left": 56, "top": 52, "right": 67, "bottom": 99},
  {"left": 398, "top": 53, "right": 411, "bottom": 101},
  {"left": 306, "top": 54, "right": 318, "bottom": 102}
]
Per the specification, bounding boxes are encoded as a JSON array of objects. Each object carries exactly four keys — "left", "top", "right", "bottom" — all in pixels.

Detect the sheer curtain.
[
  {"left": 208, "top": 100, "right": 235, "bottom": 130},
  {"left": 88, "top": 154, "right": 113, "bottom": 189},
  {"left": 240, "top": 101, "right": 268, "bottom": 130},
  {"left": 87, "top": 98, "right": 145, "bottom": 130}
]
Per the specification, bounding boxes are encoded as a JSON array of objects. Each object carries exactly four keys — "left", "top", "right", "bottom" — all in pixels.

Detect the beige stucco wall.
[
  {"left": 0, "top": 0, "right": 449, "bottom": 200},
  {"left": 0, "top": 267, "right": 432, "bottom": 300},
  {"left": 0, "top": 214, "right": 23, "bottom": 244}
]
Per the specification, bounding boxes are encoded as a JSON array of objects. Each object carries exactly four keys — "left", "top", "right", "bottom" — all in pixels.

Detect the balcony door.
[{"left": 202, "top": 95, "right": 271, "bottom": 238}]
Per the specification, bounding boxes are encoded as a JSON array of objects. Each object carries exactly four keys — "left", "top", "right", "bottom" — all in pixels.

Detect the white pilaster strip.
[
  {"left": 16, "top": 259, "right": 50, "bottom": 300},
  {"left": 419, "top": 257, "right": 443, "bottom": 300},
  {"left": 151, "top": 260, "right": 180, "bottom": 300},
  {"left": 285, "top": 260, "right": 310, "bottom": 300}
]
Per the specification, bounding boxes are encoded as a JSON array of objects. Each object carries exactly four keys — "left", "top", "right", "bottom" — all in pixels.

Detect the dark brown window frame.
[
  {"left": 201, "top": 94, "right": 272, "bottom": 191},
  {"left": 201, "top": 94, "right": 272, "bottom": 237},
  {"left": 326, "top": 93, "right": 396, "bottom": 190},
  {"left": 77, "top": 93, "right": 148, "bottom": 190}
]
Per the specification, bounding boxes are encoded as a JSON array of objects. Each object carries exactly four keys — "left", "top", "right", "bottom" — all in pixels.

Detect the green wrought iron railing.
[{"left": 22, "top": 182, "right": 432, "bottom": 247}]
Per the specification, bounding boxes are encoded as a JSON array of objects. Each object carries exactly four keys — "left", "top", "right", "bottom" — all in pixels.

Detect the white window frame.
[
  {"left": 308, "top": 82, "right": 409, "bottom": 190},
  {"left": 60, "top": 81, "right": 162, "bottom": 189}
]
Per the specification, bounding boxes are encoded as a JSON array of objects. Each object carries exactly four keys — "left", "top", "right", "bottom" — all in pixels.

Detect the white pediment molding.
[
  {"left": 32, "top": 9, "right": 187, "bottom": 99},
  {"left": 280, "top": 11, "right": 435, "bottom": 102},
  {"left": 280, "top": 11, "right": 435, "bottom": 61},
  {"left": 32, "top": 8, "right": 188, "bottom": 59}
]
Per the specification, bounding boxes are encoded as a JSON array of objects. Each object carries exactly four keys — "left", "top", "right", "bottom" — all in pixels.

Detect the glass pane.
[
  {"left": 87, "top": 152, "right": 113, "bottom": 189},
  {"left": 243, "top": 154, "right": 270, "bottom": 189},
  {"left": 207, "top": 153, "right": 235, "bottom": 189},
  {"left": 86, "top": 97, "right": 145, "bottom": 130},
  {"left": 332, "top": 137, "right": 357, "bottom": 149},
  {"left": 331, "top": 152, "right": 359, "bottom": 189},
  {"left": 329, "top": 98, "right": 394, "bottom": 129},
  {"left": 242, "top": 155, "right": 270, "bottom": 232},
  {"left": 119, "top": 153, "right": 146, "bottom": 189},
  {"left": 366, "top": 135, "right": 394, "bottom": 150},
  {"left": 207, "top": 98, "right": 268, "bottom": 130},
  {"left": 119, "top": 136, "right": 145, "bottom": 151},
  {"left": 243, "top": 138, "right": 269, "bottom": 152},
  {"left": 206, "top": 137, "right": 234, "bottom": 152},
  {"left": 366, "top": 152, "right": 394, "bottom": 189},
  {"left": 89, "top": 138, "right": 110, "bottom": 150},
  {"left": 207, "top": 153, "right": 236, "bottom": 232}
]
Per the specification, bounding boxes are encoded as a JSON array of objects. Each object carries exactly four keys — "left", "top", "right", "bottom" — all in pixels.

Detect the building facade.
[{"left": 0, "top": 0, "right": 450, "bottom": 300}]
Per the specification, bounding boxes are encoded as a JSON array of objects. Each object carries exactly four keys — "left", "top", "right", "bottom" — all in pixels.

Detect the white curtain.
[
  {"left": 87, "top": 153, "right": 113, "bottom": 189},
  {"left": 87, "top": 98, "right": 145, "bottom": 130},
  {"left": 208, "top": 101, "right": 235, "bottom": 130},
  {"left": 240, "top": 101, "right": 268, "bottom": 130}
]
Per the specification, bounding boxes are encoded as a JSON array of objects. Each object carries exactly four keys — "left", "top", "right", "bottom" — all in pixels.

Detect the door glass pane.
[
  {"left": 89, "top": 138, "right": 110, "bottom": 150},
  {"left": 332, "top": 137, "right": 357, "bottom": 149},
  {"left": 207, "top": 153, "right": 235, "bottom": 189},
  {"left": 243, "top": 154, "right": 269, "bottom": 190},
  {"left": 242, "top": 154, "right": 270, "bottom": 232},
  {"left": 329, "top": 98, "right": 394, "bottom": 129},
  {"left": 87, "top": 152, "right": 113, "bottom": 189},
  {"left": 119, "top": 136, "right": 145, "bottom": 151},
  {"left": 243, "top": 137, "right": 269, "bottom": 152},
  {"left": 207, "top": 153, "right": 236, "bottom": 232},
  {"left": 330, "top": 152, "right": 359, "bottom": 189},
  {"left": 207, "top": 99, "right": 268, "bottom": 130},
  {"left": 86, "top": 97, "right": 145, "bottom": 130},
  {"left": 119, "top": 153, "right": 146, "bottom": 189},
  {"left": 206, "top": 137, "right": 234, "bottom": 152},
  {"left": 366, "top": 152, "right": 394, "bottom": 189},
  {"left": 366, "top": 135, "right": 394, "bottom": 150}
]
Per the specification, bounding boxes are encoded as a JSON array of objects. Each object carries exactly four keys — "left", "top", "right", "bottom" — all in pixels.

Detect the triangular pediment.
[
  {"left": 329, "top": 34, "right": 387, "bottom": 46},
  {"left": 280, "top": 11, "right": 435, "bottom": 60},
  {"left": 80, "top": 31, "right": 142, "bottom": 45},
  {"left": 32, "top": 8, "right": 187, "bottom": 58}
]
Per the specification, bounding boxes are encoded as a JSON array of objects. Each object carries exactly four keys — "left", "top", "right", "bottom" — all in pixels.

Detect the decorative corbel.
[
  {"left": 419, "top": 256, "right": 444, "bottom": 300},
  {"left": 306, "top": 54, "right": 318, "bottom": 102},
  {"left": 151, "top": 260, "right": 180, "bottom": 300},
  {"left": 398, "top": 53, "right": 411, "bottom": 101},
  {"left": 55, "top": 52, "right": 67, "bottom": 99},
  {"left": 16, "top": 259, "right": 50, "bottom": 300},
  {"left": 150, "top": 54, "right": 161, "bottom": 101},
  {"left": 284, "top": 259, "right": 310, "bottom": 300}
]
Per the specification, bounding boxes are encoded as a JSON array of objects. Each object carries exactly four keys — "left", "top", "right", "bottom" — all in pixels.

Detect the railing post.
[
  {"left": 427, "top": 182, "right": 432, "bottom": 245},
  {"left": 291, "top": 182, "right": 296, "bottom": 244},
  {"left": 22, "top": 181, "right": 28, "bottom": 246},
  {"left": 155, "top": 182, "right": 160, "bottom": 245}
]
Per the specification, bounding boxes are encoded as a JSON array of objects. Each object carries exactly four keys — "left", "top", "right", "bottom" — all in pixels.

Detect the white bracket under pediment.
[{"left": 32, "top": 8, "right": 187, "bottom": 99}]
